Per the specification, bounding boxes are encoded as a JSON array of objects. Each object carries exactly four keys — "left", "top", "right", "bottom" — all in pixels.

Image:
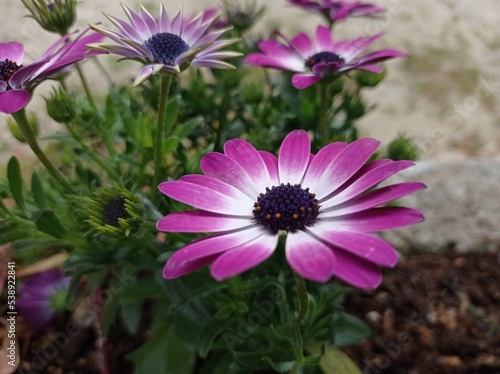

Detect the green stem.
[
  {"left": 152, "top": 74, "right": 173, "bottom": 202},
  {"left": 293, "top": 270, "right": 309, "bottom": 323},
  {"left": 66, "top": 122, "right": 121, "bottom": 181},
  {"left": 318, "top": 82, "right": 329, "bottom": 146},
  {"left": 75, "top": 62, "right": 97, "bottom": 110},
  {"left": 11, "top": 109, "right": 75, "bottom": 194}
]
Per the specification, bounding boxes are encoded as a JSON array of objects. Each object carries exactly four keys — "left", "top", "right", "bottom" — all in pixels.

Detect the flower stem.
[
  {"left": 318, "top": 82, "right": 329, "bottom": 146},
  {"left": 11, "top": 109, "right": 75, "bottom": 194},
  {"left": 152, "top": 74, "right": 173, "bottom": 202},
  {"left": 293, "top": 270, "right": 309, "bottom": 323},
  {"left": 75, "top": 62, "right": 97, "bottom": 110},
  {"left": 65, "top": 122, "right": 121, "bottom": 181}
]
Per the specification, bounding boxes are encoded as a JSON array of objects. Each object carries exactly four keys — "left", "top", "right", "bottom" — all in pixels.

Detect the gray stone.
[{"left": 381, "top": 158, "right": 500, "bottom": 253}]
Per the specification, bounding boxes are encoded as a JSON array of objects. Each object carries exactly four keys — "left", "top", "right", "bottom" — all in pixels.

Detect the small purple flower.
[
  {"left": 289, "top": 0, "right": 385, "bottom": 22},
  {"left": 89, "top": 2, "right": 241, "bottom": 86},
  {"left": 244, "top": 25, "right": 406, "bottom": 89},
  {"left": 158, "top": 130, "right": 425, "bottom": 289},
  {"left": 17, "top": 269, "right": 71, "bottom": 330},
  {"left": 0, "top": 30, "right": 103, "bottom": 114}
]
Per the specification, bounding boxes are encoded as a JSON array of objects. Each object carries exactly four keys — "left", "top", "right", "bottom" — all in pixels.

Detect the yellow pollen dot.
[
  {"left": 266, "top": 214, "right": 272, "bottom": 219},
  {"left": 292, "top": 213, "right": 299, "bottom": 219},
  {"left": 255, "top": 205, "right": 261, "bottom": 211},
  {"left": 275, "top": 213, "right": 281, "bottom": 219},
  {"left": 299, "top": 207, "right": 305, "bottom": 212}
]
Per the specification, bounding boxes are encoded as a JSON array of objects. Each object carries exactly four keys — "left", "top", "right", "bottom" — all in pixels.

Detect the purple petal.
[
  {"left": 302, "top": 142, "right": 348, "bottom": 189},
  {"left": 356, "top": 49, "right": 408, "bottom": 65},
  {"left": 332, "top": 249, "right": 382, "bottom": 289},
  {"left": 278, "top": 130, "right": 311, "bottom": 184},
  {"left": 201, "top": 152, "right": 261, "bottom": 198},
  {"left": 210, "top": 232, "right": 278, "bottom": 280},
  {"left": 315, "top": 25, "right": 333, "bottom": 51},
  {"left": 321, "top": 160, "right": 415, "bottom": 207},
  {"left": 244, "top": 53, "right": 303, "bottom": 72},
  {"left": 311, "top": 138, "right": 380, "bottom": 199},
  {"left": 290, "top": 32, "right": 315, "bottom": 58},
  {"left": 0, "top": 42, "right": 24, "bottom": 63},
  {"left": 224, "top": 139, "right": 271, "bottom": 191},
  {"left": 322, "top": 182, "right": 426, "bottom": 217},
  {"left": 158, "top": 179, "right": 253, "bottom": 215},
  {"left": 0, "top": 89, "right": 30, "bottom": 114},
  {"left": 285, "top": 230, "right": 336, "bottom": 282},
  {"left": 321, "top": 206, "right": 425, "bottom": 232},
  {"left": 259, "top": 151, "right": 279, "bottom": 186},
  {"left": 306, "top": 225, "right": 398, "bottom": 267},
  {"left": 163, "top": 227, "right": 265, "bottom": 278},
  {"left": 292, "top": 73, "right": 323, "bottom": 89},
  {"left": 157, "top": 211, "right": 253, "bottom": 232}
]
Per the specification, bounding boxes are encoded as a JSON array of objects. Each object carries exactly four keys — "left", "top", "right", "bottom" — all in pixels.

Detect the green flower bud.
[
  {"left": 46, "top": 88, "right": 77, "bottom": 123},
  {"left": 222, "top": 0, "right": 265, "bottom": 34},
  {"left": 88, "top": 186, "right": 144, "bottom": 238},
  {"left": 7, "top": 113, "right": 39, "bottom": 143},
  {"left": 22, "top": 0, "right": 76, "bottom": 35},
  {"left": 355, "top": 69, "right": 387, "bottom": 88},
  {"left": 345, "top": 94, "right": 366, "bottom": 119},
  {"left": 386, "top": 135, "right": 420, "bottom": 161}
]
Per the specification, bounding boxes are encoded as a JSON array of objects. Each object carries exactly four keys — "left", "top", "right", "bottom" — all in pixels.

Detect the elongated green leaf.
[
  {"left": 33, "top": 210, "right": 67, "bottom": 238},
  {"left": 163, "top": 136, "right": 180, "bottom": 153},
  {"left": 331, "top": 312, "right": 371, "bottom": 347},
  {"left": 128, "top": 324, "right": 195, "bottom": 374},
  {"left": 31, "top": 172, "right": 48, "bottom": 209},
  {"left": 120, "top": 302, "right": 142, "bottom": 335},
  {"left": 306, "top": 342, "right": 362, "bottom": 374},
  {"left": 164, "top": 95, "right": 180, "bottom": 132},
  {"left": 174, "top": 116, "right": 204, "bottom": 138},
  {"left": 7, "top": 157, "right": 25, "bottom": 211}
]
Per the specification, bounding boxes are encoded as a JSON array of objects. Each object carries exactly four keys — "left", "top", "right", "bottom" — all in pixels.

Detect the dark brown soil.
[
  {"left": 344, "top": 252, "right": 500, "bottom": 374},
  {"left": 12, "top": 252, "right": 500, "bottom": 373}
]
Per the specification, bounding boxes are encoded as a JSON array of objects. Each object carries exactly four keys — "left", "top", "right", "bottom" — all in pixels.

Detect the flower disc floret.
[
  {"left": 253, "top": 183, "right": 319, "bottom": 233},
  {"left": 306, "top": 51, "right": 344, "bottom": 69},
  {"left": 144, "top": 32, "right": 190, "bottom": 66},
  {"left": 0, "top": 59, "right": 22, "bottom": 82}
]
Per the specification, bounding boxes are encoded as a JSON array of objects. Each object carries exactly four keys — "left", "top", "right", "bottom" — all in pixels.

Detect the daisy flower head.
[
  {"left": 288, "top": 0, "right": 385, "bottom": 23},
  {"left": 158, "top": 130, "right": 425, "bottom": 289},
  {"left": 244, "top": 25, "right": 406, "bottom": 89},
  {"left": 17, "top": 269, "right": 71, "bottom": 330},
  {"left": 0, "top": 30, "right": 104, "bottom": 114},
  {"left": 89, "top": 2, "right": 242, "bottom": 86}
]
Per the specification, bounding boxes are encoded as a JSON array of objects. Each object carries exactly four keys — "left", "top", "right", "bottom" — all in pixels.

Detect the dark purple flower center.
[
  {"left": 0, "top": 59, "right": 22, "bottom": 82},
  {"left": 103, "top": 196, "right": 129, "bottom": 227},
  {"left": 253, "top": 183, "right": 320, "bottom": 234},
  {"left": 305, "top": 51, "right": 344, "bottom": 69},
  {"left": 144, "top": 32, "right": 190, "bottom": 65}
]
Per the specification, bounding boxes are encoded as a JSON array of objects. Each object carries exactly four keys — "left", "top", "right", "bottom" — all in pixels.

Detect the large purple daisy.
[
  {"left": 90, "top": 3, "right": 241, "bottom": 86},
  {"left": 244, "top": 25, "right": 406, "bottom": 89},
  {"left": 288, "top": 0, "right": 385, "bottom": 22},
  {"left": 17, "top": 269, "right": 71, "bottom": 330},
  {"left": 158, "top": 130, "right": 424, "bottom": 289},
  {"left": 0, "top": 31, "right": 103, "bottom": 114}
]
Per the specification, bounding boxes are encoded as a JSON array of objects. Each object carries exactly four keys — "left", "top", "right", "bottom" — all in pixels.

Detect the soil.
[{"left": 11, "top": 251, "right": 500, "bottom": 374}]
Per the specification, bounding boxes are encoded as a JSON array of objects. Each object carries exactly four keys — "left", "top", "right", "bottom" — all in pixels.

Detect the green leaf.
[
  {"left": 331, "top": 312, "right": 371, "bottom": 347},
  {"left": 31, "top": 172, "right": 48, "bottom": 209},
  {"left": 33, "top": 210, "right": 67, "bottom": 238},
  {"left": 7, "top": 157, "right": 25, "bottom": 211},
  {"left": 120, "top": 302, "right": 142, "bottom": 335},
  {"left": 306, "top": 342, "right": 362, "bottom": 374},
  {"left": 128, "top": 324, "right": 195, "bottom": 374},
  {"left": 262, "top": 357, "right": 295, "bottom": 372},
  {"left": 163, "top": 136, "right": 180, "bottom": 153},
  {"left": 165, "top": 95, "right": 180, "bottom": 132},
  {"left": 174, "top": 116, "right": 204, "bottom": 138},
  {"left": 119, "top": 278, "right": 160, "bottom": 304}
]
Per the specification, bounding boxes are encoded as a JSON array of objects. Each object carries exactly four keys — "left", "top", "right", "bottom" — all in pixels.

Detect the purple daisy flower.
[
  {"left": 244, "top": 25, "right": 406, "bottom": 89},
  {"left": 158, "top": 130, "right": 425, "bottom": 289},
  {"left": 17, "top": 269, "right": 71, "bottom": 330},
  {"left": 289, "top": 0, "right": 385, "bottom": 22},
  {"left": 89, "top": 2, "right": 241, "bottom": 86},
  {"left": 0, "top": 30, "right": 104, "bottom": 114}
]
